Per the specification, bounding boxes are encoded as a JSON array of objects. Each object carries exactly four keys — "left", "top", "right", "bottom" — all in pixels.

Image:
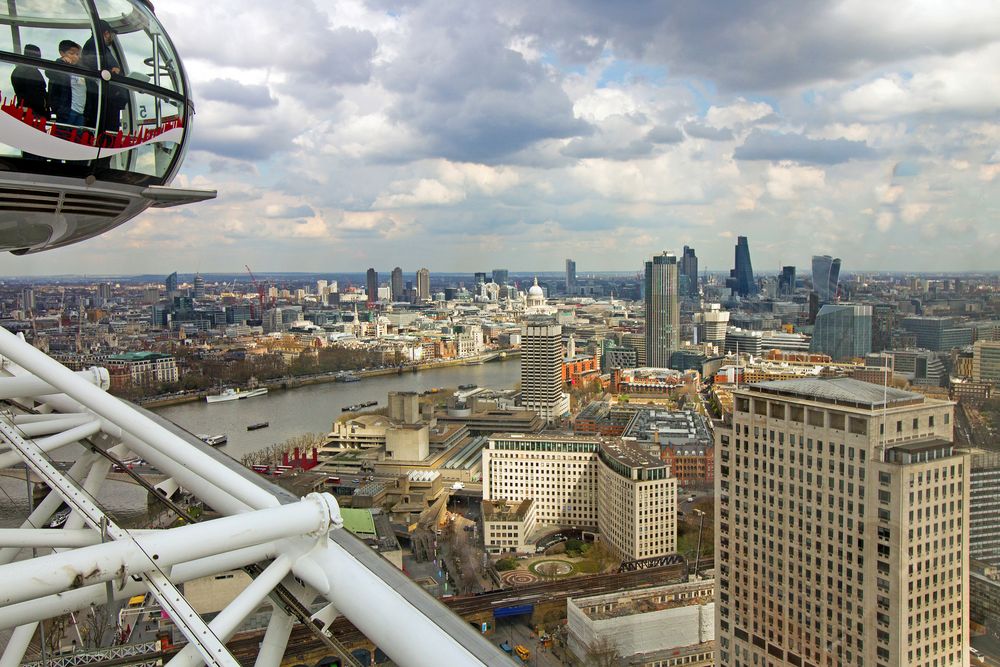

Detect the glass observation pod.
[{"left": 0, "top": 0, "right": 214, "bottom": 254}]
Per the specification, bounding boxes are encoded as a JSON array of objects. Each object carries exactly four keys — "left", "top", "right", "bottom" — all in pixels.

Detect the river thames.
[{"left": 0, "top": 358, "right": 520, "bottom": 527}]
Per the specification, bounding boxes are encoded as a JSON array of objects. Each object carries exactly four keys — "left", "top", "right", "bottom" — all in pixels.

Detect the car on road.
[{"left": 687, "top": 496, "right": 696, "bottom": 503}]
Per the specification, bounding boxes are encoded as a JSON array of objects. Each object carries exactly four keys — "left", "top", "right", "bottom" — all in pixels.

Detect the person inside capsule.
[{"left": 49, "top": 40, "right": 85, "bottom": 130}]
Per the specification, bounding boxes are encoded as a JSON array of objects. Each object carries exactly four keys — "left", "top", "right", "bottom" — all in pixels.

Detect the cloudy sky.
[{"left": 13, "top": 0, "right": 1000, "bottom": 276}]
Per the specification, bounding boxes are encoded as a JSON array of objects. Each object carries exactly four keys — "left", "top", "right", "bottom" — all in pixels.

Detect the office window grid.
[{"left": 717, "top": 387, "right": 967, "bottom": 667}]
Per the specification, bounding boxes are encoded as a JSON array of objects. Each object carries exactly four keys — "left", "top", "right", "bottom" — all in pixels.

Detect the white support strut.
[{"left": 0, "top": 326, "right": 509, "bottom": 667}]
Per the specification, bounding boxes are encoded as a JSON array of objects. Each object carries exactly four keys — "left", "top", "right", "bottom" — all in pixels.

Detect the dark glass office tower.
[
  {"left": 644, "top": 252, "right": 680, "bottom": 367},
  {"left": 390, "top": 267, "right": 404, "bottom": 301},
  {"left": 727, "top": 236, "right": 756, "bottom": 297},
  {"left": 680, "top": 246, "right": 699, "bottom": 297},
  {"left": 811, "top": 255, "right": 842, "bottom": 302},
  {"left": 778, "top": 265, "right": 796, "bottom": 296},
  {"left": 565, "top": 259, "right": 576, "bottom": 293},
  {"left": 366, "top": 267, "right": 378, "bottom": 304}
]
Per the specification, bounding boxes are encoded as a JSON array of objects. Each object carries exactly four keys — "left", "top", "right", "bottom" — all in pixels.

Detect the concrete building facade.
[
  {"left": 971, "top": 450, "right": 1000, "bottom": 567},
  {"left": 597, "top": 440, "right": 676, "bottom": 560},
  {"left": 482, "top": 499, "right": 537, "bottom": 554},
  {"left": 973, "top": 340, "right": 1000, "bottom": 382},
  {"left": 416, "top": 268, "right": 430, "bottom": 302},
  {"left": 520, "top": 319, "right": 570, "bottom": 422},
  {"left": 716, "top": 378, "right": 968, "bottom": 667},
  {"left": 567, "top": 579, "right": 715, "bottom": 666},
  {"left": 482, "top": 433, "right": 677, "bottom": 561},
  {"left": 644, "top": 252, "right": 680, "bottom": 367}
]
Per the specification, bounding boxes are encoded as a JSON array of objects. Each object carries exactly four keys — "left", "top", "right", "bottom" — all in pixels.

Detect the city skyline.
[{"left": 2, "top": 1, "right": 998, "bottom": 276}]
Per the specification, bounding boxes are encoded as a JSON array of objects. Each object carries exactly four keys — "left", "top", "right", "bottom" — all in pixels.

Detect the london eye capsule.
[{"left": 0, "top": 0, "right": 214, "bottom": 254}]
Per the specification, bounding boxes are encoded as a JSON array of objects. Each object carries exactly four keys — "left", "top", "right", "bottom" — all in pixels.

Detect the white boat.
[
  {"left": 205, "top": 387, "right": 268, "bottom": 403},
  {"left": 48, "top": 509, "right": 70, "bottom": 528},
  {"left": 197, "top": 434, "right": 228, "bottom": 446}
]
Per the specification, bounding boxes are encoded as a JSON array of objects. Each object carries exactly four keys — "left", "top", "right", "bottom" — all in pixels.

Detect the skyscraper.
[
  {"left": 192, "top": 273, "right": 205, "bottom": 299},
  {"left": 810, "top": 303, "right": 872, "bottom": 361},
  {"left": 811, "top": 254, "right": 842, "bottom": 302},
  {"left": 870, "top": 303, "right": 896, "bottom": 352},
  {"left": 727, "top": 236, "right": 756, "bottom": 297},
  {"left": 679, "top": 245, "right": 699, "bottom": 298},
  {"left": 491, "top": 268, "right": 509, "bottom": 286},
  {"left": 474, "top": 271, "right": 487, "bottom": 285},
  {"left": 165, "top": 271, "right": 178, "bottom": 296},
  {"left": 520, "top": 318, "right": 570, "bottom": 422},
  {"left": 390, "top": 267, "right": 404, "bottom": 302},
  {"left": 416, "top": 268, "right": 430, "bottom": 302},
  {"left": 970, "top": 450, "right": 1000, "bottom": 567},
  {"left": 644, "top": 252, "right": 680, "bottom": 367},
  {"left": 695, "top": 303, "right": 729, "bottom": 344},
  {"left": 717, "top": 378, "right": 968, "bottom": 667},
  {"left": 20, "top": 287, "right": 34, "bottom": 313},
  {"left": 565, "top": 258, "right": 576, "bottom": 294},
  {"left": 96, "top": 282, "right": 113, "bottom": 307},
  {"left": 365, "top": 267, "right": 378, "bottom": 304},
  {"left": 778, "top": 265, "right": 796, "bottom": 297}
]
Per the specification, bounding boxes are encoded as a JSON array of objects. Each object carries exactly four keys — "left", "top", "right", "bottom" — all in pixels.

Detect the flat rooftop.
[
  {"left": 483, "top": 498, "right": 533, "bottom": 522},
  {"left": 599, "top": 439, "right": 664, "bottom": 470},
  {"left": 571, "top": 579, "right": 714, "bottom": 620},
  {"left": 745, "top": 377, "right": 925, "bottom": 409}
]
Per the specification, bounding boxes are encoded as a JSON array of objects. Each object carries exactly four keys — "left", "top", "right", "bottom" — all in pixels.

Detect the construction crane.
[{"left": 245, "top": 265, "right": 266, "bottom": 319}]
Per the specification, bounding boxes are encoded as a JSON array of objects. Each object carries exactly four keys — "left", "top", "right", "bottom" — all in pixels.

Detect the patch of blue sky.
[
  {"left": 892, "top": 161, "right": 921, "bottom": 178},
  {"left": 741, "top": 93, "right": 781, "bottom": 114},
  {"left": 684, "top": 78, "right": 717, "bottom": 115},
  {"left": 596, "top": 59, "right": 668, "bottom": 87},
  {"left": 539, "top": 52, "right": 588, "bottom": 76}
]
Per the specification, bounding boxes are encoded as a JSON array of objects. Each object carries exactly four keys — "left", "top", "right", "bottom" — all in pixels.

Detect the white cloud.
[
  {"left": 7, "top": 0, "right": 999, "bottom": 274},
  {"left": 573, "top": 88, "right": 641, "bottom": 122},
  {"left": 765, "top": 163, "right": 826, "bottom": 200},
  {"left": 705, "top": 98, "right": 775, "bottom": 128},
  {"left": 838, "top": 43, "right": 1000, "bottom": 120}
]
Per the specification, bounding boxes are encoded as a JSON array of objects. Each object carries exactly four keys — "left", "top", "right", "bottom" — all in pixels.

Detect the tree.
[
  {"left": 585, "top": 540, "right": 617, "bottom": 572},
  {"left": 496, "top": 557, "right": 518, "bottom": 571},
  {"left": 586, "top": 636, "right": 620, "bottom": 667},
  {"left": 81, "top": 602, "right": 115, "bottom": 649}
]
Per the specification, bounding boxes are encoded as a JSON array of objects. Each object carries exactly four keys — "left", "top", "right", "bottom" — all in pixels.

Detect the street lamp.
[{"left": 692, "top": 508, "right": 706, "bottom": 581}]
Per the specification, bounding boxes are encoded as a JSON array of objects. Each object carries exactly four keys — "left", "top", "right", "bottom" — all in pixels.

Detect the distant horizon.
[{"left": 3, "top": 268, "right": 999, "bottom": 282}]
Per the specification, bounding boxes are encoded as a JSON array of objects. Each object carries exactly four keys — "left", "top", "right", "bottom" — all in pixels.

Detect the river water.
[{"left": 0, "top": 359, "right": 520, "bottom": 527}]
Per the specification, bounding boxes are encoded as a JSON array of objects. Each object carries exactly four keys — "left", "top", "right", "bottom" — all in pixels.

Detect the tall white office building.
[{"left": 521, "top": 319, "right": 570, "bottom": 422}]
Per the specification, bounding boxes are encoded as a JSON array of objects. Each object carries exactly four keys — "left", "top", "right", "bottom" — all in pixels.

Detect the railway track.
[{"left": 156, "top": 562, "right": 700, "bottom": 664}]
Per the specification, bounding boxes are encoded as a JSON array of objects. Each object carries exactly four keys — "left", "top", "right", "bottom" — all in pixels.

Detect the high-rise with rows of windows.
[
  {"left": 716, "top": 378, "right": 968, "bottom": 667},
  {"left": 520, "top": 318, "right": 570, "bottom": 422},
  {"left": 644, "top": 251, "right": 680, "bottom": 367},
  {"left": 483, "top": 433, "right": 675, "bottom": 561}
]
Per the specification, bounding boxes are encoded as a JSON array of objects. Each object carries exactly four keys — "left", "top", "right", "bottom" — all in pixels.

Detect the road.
[{"left": 973, "top": 633, "right": 1000, "bottom": 667}]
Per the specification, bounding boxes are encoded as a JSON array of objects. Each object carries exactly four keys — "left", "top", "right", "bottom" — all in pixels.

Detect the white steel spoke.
[
  {"left": 0, "top": 420, "right": 239, "bottom": 667},
  {"left": 0, "top": 326, "right": 507, "bottom": 667}
]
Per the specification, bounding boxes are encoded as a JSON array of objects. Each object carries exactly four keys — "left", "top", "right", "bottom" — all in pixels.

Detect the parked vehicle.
[
  {"left": 514, "top": 645, "right": 530, "bottom": 661},
  {"left": 499, "top": 641, "right": 513, "bottom": 654}
]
